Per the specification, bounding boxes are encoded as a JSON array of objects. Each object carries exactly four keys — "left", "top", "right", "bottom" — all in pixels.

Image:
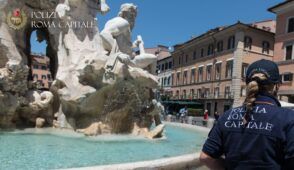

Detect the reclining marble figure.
[{"left": 100, "top": 3, "right": 157, "bottom": 74}]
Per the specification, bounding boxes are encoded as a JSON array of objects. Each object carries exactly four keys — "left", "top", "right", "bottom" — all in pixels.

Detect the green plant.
[{"left": 187, "top": 108, "right": 204, "bottom": 117}]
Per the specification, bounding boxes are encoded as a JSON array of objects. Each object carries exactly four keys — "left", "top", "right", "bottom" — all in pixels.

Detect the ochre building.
[
  {"left": 269, "top": 0, "right": 294, "bottom": 103},
  {"left": 171, "top": 21, "right": 275, "bottom": 115}
]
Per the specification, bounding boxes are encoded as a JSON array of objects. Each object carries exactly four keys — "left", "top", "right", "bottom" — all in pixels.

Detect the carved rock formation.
[
  {"left": 0, "top": 0, "right": 163, "bottom": 138},
  {"left": 35, "top": 117, "right": 45, "bottom": 128}
]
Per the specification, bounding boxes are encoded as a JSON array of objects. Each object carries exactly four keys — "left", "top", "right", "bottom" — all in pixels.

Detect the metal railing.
[{"left": 170, "top": 92, "right": 233, "bottom": 100}]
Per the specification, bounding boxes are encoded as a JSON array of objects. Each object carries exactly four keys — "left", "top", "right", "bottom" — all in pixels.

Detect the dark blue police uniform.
[{"left": 202, "top": 93, "right": 294, "bottom": 170}]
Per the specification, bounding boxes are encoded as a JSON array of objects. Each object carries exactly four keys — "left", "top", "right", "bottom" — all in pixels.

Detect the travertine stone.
[
  {"left": 0, "top": 0, "right": 163, "bottom": 137},
  {"left": 232, "top": 31, "right": 244, "bottom": 107},
  {"left": 35, "top": 117, "right": 45, "bottom": 128}
]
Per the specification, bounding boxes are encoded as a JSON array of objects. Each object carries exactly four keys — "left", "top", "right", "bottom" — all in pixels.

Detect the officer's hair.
[{"left": 243, "top": 73, "right": 272, "bottom": 124}]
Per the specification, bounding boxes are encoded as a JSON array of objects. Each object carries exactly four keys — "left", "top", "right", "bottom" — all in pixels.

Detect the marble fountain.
[{"left": 0, "top": 0, "right": 209, "bottom": 169}]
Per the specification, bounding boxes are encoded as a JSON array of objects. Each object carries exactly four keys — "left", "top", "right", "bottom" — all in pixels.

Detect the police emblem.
[{"left": 7, "top": 8, "right": 27, "bottom": 30}]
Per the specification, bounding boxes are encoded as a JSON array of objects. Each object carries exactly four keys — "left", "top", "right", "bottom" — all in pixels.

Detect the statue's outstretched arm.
[{"left": 100, "top": 0, "right": 110, "bottom": 14}]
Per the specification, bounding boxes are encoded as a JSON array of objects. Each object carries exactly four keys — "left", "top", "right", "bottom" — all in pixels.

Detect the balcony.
[{"left": 171, "top": 92, "right": 233, "bottom": 100}]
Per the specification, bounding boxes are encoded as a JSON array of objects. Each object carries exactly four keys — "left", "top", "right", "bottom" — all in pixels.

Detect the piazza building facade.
[
  {"left": 155, "top": 46, "right": 173, "bottom": 99},
  {"left": 140, "top": 45, "right": 172, "bottom": 99},
  {"left": 170, "top": 21, "right": 275, "bottom": 115},
  {"left": 269, "top": 0, "right": 294, "bottom": 103},
  {"left": 31, "top": 53, "right": 53, "bottom": 89}
]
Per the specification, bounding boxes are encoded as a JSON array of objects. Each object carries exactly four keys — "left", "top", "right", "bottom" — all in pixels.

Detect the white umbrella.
[{"left": 279, "top": 101, "right": 294, "bottom": 108}]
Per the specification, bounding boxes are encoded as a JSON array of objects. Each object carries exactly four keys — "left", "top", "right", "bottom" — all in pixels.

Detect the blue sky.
[{"left": 31, "top": 0, "right": 282, "bottom": 54}]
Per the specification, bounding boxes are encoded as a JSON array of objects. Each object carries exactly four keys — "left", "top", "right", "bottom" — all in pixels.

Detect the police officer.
[{"left": 199, "top": 59, "right": 294, "bottom": 170}]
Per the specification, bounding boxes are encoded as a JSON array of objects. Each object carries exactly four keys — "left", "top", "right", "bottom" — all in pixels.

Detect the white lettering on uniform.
[
  {"left": 225, "top": 121, "right": 232, "bottom": 128},
  {"left": 265, "top": 123, "right": 273, "bottom": 131}
]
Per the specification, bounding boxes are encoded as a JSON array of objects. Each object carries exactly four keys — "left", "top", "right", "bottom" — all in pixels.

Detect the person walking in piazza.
[
  {"left": 203, "top": 109, "right": 209, "bottom": 126},
  {"left": 200, "top": 59, "right": 294, "bottom": 170},
  {"left": 179, "top": 106, "right": 188, "bottom": 123}
]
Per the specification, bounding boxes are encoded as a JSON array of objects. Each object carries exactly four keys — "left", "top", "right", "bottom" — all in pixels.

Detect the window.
[
  {"left": 214, "top": 87, "right": 220, "bottom": 98},
  {"left": 214, "top": 102, "right": 218, "bottom": 113},
  {"left": 286, "top": 45, "right": 293, "bottom": 60},
  {"left": 41, "top": 66, "right": 47, "bottom": 70},
  {"left": 198, "top": 67, "right": 203, "bottom": 82},
  {"left": 197, "top": 89, "right": 202, "bottom": 98},
  {"left": 183, "top": 71, "right": 188, "bottom": 85},
  {"left": 161, "top": 64, "right": 164, "bottom": 71},
  {"left": 176, "top": 72, "right": 181, "bottom": 85},
  {"left": 215, "top": 63, "right": 221, "bottom": 80},
  {"left": 206, "top": 65, "right": 212, "bottom": 81},
  {"left": 227, "top": 36, "right": 235, "bottom": 50},
  {"left": 33, "top": 74, "right": 38, "bottom": 80},
  {"left": 207, "top": 44, "right": 214, "bottom": 56},
  {"left": 42, "top": 75, "right": 46, "bottom": 80},
  {"left": 168, "top": 61, "right": 172, "bottom": 69},
  {"left": 164, "top": 77, "right": 167, "bottom": 86},
  {"left": 161, "top": 78, "right": 164, "bottom": 87},
  {"left": 191, "top": 69, "right": 195, "bottom": 83},
  {"left": 33, "top": 65, "right": 39, "bottom": 69},
  {"left": 178, "top": 56, "right": 181, "bottom": 65},
  {"left": 288, "top": 17, "right": 294, "bottom": 33},
  {"left": 242, "top": 63, "right": 249, "bottom": 78},
  {"left": 226, "top": 61, "right": 233, "bottom": 78},
  {"left": 185, "top": 54, "right": 189, "bottom": 63},
  {"left": 171, "top": 73, "right": 174, "bottom": 86},
  {"left": 167, "top": 76, "right": 171, "bottom": 86},
  {"left": 217, "top": 41, "right": 223, "bottom": 52},
  {"left": 204, "top": 88, "right": 210, "bottom": 98},
  {"left": 281, "top": 73, "right": 293, "bottom": 83},
  {"left": 190, "top": 89, "right": 195, "bottom": 99},
  {"left": 244, "top": 36, "right": 252, "bottom": 50},
  {"left": 225, "top": 86, "right": 231, "bottom": 98},
  {"left": 176, "top": 90, "right": 180, "bottom": 98},
  {"left": 182, "top": 90, "right": 187, "bottom": 99},
  {"left": 262, "top": 41, "right": 270, "bottom": 54},
  {"left": 201, "top": 48, "right": 204, "bottom": 57},
  {"left": 193, "top": 51, "right": 197, "bottom": 60}
]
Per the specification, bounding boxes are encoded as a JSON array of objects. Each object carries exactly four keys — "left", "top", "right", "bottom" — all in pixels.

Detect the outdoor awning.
[
  {"left": 278, "top": 90, "right": 294, "bottom": 95},
  {"left": 280, "top": 101, "right": 294, "bottom": 108},
  {"left": 161, "top": 100, "right": 202, "bottom": 105}
]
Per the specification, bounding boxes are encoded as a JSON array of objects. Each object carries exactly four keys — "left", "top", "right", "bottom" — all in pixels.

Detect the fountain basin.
[{"left": 0, "top": 122, "right": 209, "bottom": 169}]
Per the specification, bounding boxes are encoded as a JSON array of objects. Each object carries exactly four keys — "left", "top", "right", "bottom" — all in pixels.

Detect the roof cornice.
[
  {"left": 172, "top": 22, "right": 274, "bottom": 54},
  {"left": 268, "top": 0, "right": 294, "bottom": 14}
]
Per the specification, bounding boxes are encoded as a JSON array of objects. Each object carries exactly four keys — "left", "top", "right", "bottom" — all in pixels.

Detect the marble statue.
[
  {"left": 101, "top": 3, "right": 157, "bottom": 75},
  {"left": 0, "top": 0, "right": 164, "bottom": 139}
]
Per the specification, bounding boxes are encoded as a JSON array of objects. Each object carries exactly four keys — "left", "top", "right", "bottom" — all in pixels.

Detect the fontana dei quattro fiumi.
[{"left": 0, "top": 0, "right": 209, "bottom": 169}]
